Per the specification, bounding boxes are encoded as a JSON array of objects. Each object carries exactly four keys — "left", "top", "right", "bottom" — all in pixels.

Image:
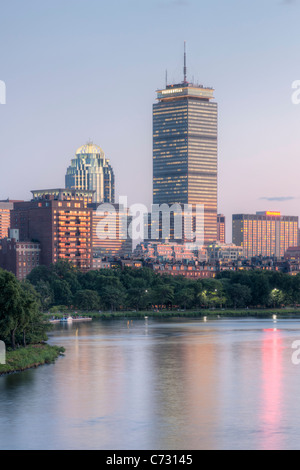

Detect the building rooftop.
[
  {"left": 156, "top": 82, "right": 215, "bottom": 102},
  {"left": 31, "top": 188, "right": 95, "bottom": 201},
  {"left": 76, "top": 142, "right": 104, "bottom": 157}
]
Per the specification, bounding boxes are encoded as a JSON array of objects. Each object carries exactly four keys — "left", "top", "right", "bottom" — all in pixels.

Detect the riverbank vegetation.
[
  {"left": 0, "top": 344, "right": 65, "bottom": 376},
  {"left": 26, "top": 260, "right": 300, "bottom": 314},
  {"left": 0, "top": 269, "right": 64, "bottom": 376}
]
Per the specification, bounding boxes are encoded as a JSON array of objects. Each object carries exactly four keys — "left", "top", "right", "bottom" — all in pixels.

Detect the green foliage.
[
  {"left": 0, "top": 344, "right": 65, "bottom": 376},
  {"left": 74, "top": 290, "right": 100, "bottom": 311},
  {"left": 21, "top": 262, "right": 300, "bottom": 313},
  {"left": 0, "top": 269, "right": 48, "bottom": 349}
]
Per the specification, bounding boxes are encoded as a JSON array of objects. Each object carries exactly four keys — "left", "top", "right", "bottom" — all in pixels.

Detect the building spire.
[{"left": 183, "top": 41, "right": 187, "bottom": 84}]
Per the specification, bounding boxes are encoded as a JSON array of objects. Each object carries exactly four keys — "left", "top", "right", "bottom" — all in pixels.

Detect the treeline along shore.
[{"left": 26, "top": 260, "right": 300, "bottom": 313}]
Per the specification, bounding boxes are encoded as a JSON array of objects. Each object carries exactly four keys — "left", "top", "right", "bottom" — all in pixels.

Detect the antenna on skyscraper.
[
  {"left": 183, "top": 41, "right": 187, "bottom": 84},
  {"left": 165, "top": 69, "right": 168, "bottom": 88}
]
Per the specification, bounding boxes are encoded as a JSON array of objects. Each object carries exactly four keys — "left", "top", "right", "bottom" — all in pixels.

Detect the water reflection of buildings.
[
  {"left": 52, "top": 323, "right": 128, "bottom": 448},
  {"left": 260, "top": 329, "right": 283, "bottom": 450}
]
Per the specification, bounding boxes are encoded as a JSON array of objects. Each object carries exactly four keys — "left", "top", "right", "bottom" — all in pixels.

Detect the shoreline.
[
  {"left": 0, "top": 343, "right": 65, "bottom": 377},
  {"left": 47, "top": 308, "right": 300, "bottom": 321}
]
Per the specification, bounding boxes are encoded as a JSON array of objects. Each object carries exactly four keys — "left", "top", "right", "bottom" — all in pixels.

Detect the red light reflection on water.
[{"left": 260, "top": 328, "right": 283, "bottom": 450}]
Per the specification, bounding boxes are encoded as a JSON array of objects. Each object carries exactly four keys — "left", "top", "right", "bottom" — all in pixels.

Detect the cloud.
[
  {"left": 259, "top": 196, "right": 297, "bottom": 202},
  {"left": 280, "top": 0, "right": 298, "bottom": 5}
]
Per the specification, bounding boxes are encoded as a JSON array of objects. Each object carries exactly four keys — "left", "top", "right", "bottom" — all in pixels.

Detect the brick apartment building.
[
  {"left": 10, "top": 189, "right": 93, "bottom": 271},
  {"left": 0, "top": 231, "right": 40, "bottom": 280}
]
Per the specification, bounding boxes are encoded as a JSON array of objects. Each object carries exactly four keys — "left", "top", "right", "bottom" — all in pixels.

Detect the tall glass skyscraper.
[
  {"left": 153, "top": 70, "right": 218, "bottom": 244},
  {"left": 65, "top": 142, "right": 115, "bottom": 204}
]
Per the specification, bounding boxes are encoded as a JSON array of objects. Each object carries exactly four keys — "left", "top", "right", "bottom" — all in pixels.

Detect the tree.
[
  {"left": 26, "top": 265, "right": 53, "bottom": 286},
  {"left": 34, "top": 280, "right": 54, "bottom": 311},
  {"left": 52, "top": 279, "right": 73, "bottom": 307},
  {"left": 151, "top": 284, "right": 174, "bottom": 309},
  {"left": 126, "top": 287, "right": 150, "bottom": 311},
  {"left": 250, "top": 274, "right": 270, "bottom": 307},
  {"left": 19, "top": 282, "right": 48, "bottom": 347},
  {"left": 74, "top": 290, "right": 100, "bottom": 311},
  {"left": 101, "top": 285, "right": 126, "bottom": 311},
  {"left": 175, "top": 288, "right": 195, "bottom": 310},
  {"left": 196, "top": 278, "right": 226, "bottom": 308},
  {"left": 226, "top": 283, "right": 252, "bottom": 309},
  {"left": 269, "top": 288, "right": 285, "bottom": 308},
  {"left": 0, "top": 270, "right": 24, "bottom": 349}
]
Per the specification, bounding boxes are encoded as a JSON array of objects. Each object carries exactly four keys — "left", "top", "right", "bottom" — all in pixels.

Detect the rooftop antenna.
[
  {"left": 165, "top": 69, "right": 168, "bottom": 88},
  {"left": 183, "top": 40, "right": 187, "bottom": 84}
]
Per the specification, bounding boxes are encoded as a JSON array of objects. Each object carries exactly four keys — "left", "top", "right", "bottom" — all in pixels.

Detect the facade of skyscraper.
[
  {"left": 152, "top": 79, "right": 218, "bottom": 245},
  {"left": 232, "top": 212, "right": 298, "bottom": 259},
  {"left": 65, "top": 142, "right": 115, "bottom": 204}
]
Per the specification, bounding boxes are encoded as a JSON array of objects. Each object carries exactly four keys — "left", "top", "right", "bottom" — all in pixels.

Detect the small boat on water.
[
  {"left": 60, "top": 315, "right": 73, "bottom": 323},
  {"left": 49, "top": 315, "right": 92, "bottom": 324},
  {"left": 60, "top": 316, "right": 92, "bottom": 323}
]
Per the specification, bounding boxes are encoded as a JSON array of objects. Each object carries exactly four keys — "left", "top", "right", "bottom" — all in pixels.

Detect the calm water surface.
[{"left": 1, "top": 317, "right": 300, "bottom": 450}]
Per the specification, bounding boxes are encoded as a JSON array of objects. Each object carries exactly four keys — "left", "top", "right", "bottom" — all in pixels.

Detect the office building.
[
  {"left": 153, "top": 50, "right": 218, "bottom": 244},
  {"left": 217, "top": 214, "right": 225, "bottom": 244},
  {"left": 11, "top": 189, "right": 93, "bottom": 271},
  {"left": 232, "top": 211, "right": 298, "bottom": 259},
  {"left": 0, "top": 201, "right": 14, "bottom": 239},
  {"left": 65, "top": 142, "right": 115, "bottom": 204}
]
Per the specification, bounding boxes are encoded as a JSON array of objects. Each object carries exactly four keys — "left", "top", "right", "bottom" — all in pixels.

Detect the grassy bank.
[
  {"left": 0, "top": 343, "right": 65, "bottom": 376},
  {"left": 47, "top": 307, "right": 300, "bottom": 320}
]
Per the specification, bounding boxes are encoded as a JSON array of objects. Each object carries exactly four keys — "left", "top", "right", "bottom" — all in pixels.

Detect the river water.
[{"left": 1, "top": 317, "right": 300, "bottom": 450}]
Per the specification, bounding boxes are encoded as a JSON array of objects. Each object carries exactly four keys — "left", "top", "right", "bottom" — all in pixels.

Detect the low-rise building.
[
  {"left": 0, "top": 230, "right": 40, "bottom": 280},
  {"left": 206, "top": 242, "right": 244, "bottom": 262}
]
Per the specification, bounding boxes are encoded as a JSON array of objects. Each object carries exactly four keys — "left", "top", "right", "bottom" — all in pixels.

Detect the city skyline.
[{"left": 1, "top": 1, "right": 300, "bottom": 244}]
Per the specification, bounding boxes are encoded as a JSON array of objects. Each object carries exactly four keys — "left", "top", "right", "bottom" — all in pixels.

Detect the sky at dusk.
[{"left": 1, "top": 0, "right": 300, "bottom": 242}]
